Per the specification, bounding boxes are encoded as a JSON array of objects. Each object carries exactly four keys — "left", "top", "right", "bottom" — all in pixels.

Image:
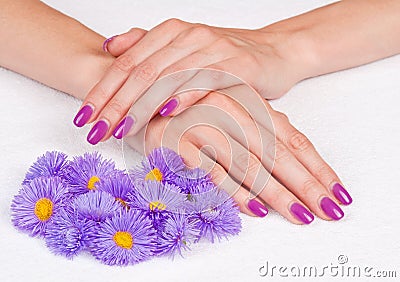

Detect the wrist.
[
  {"left": 68, "top": 48, "right": 114, "bottom": 101},
  {"left": 257, "top": 24, "right": 319, "bottom": 89}
]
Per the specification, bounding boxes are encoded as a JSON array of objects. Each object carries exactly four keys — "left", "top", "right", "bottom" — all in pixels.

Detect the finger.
[
  {"left": 74, "top": 19, "right": 190, "bottom": 129},
  {"left": 193, "top": 91, "right": 342, "bottom": 221},
  {"left": 158, "top": 67, "right": 242, "bottom": 117},
  {"left": 268, "top": 108, "right": 353, "bottom": 205},
  {"left": 116, "top": 41, "right": 238, "bottom": 134},
  {"left": 188, "top": 124, "right": 314, "bottom": 224},
  {"left": 124, "top": 68, "right": 243, "bottom": 137},
  {"left": 181, "top": 144, "right": 269, "bottom": 218},
  {"left": 105, "top": 28, "right": 148, "bottom": 56},
  {"left": 91, "top": 40, "right": 212, "bottom": 144}
]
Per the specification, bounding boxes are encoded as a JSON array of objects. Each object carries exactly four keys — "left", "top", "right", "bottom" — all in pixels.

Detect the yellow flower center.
[
  {"left": 113, "top": 231, "right": 133, "bottom": 249},
  {"left": 149, "top": 201, "right": 166, "bottom": 211},
  {"left": 34, "top": 198, "right": 53, "bottom": 222},
  {"left": 116, "top": 197, "right": 128, "bottom": 207},
  {"left": 87, "top": 176, "right": 100, "bottom": 190},
  {"left": 145, "top": 168, "right": 163, "bottom": 182}
]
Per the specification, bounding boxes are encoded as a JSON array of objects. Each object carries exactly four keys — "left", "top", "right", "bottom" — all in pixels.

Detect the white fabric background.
[{"left": 0, "top": 1, "right": 399, "bottom": 281}]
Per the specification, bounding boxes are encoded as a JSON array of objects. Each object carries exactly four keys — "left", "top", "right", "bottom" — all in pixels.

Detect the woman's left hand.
[{"left": 73, "top": 19, "right": 307, "bottom": 145}]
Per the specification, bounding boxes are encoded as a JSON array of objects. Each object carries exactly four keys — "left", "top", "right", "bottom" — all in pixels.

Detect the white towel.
[{"left": 0, "top": 1, "right": 399, "bottom": 281}]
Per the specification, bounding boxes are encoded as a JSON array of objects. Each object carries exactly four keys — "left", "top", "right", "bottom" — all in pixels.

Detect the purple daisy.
[
  {"left": 155, "top": 212, "right": 199, "bottom": 258},
  {"left": 66, "top": 152, "right": 118, "bottom": 196},
  {"left": 45, "top": 208, "right": 96, "bottom": 259},
  {"left": 97, "top": 173, "right": 134, "bottom": 208},
  {"left": 23, "top": 151, "right": 69, "bottom": 184},
  {"left": 72, "top": 191, "right": 121, "bottom": 223},
  {"left": 91, "top": 209, "right": 157, "bottom": 266},
  {"left": 187, "top": 189, "right": 241, "bottom": 243},
  {"left": 131, "top": 147, "right": 185, "bottom": 184},
  {"left": 128, "top": 181, "right": 185, "bottom": 215},
  {"left": 170, "top": 168, "right": 215, "bottom": 195},
  {"left": 127, "top": 181, "right": 186, "bottom": 232},
  {"left": 11, "top": 176, "right": 68, "bottom": 237}
]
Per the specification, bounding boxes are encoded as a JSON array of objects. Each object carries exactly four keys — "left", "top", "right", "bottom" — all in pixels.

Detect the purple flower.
[
  {"left": 72, "top": 191, "right": 121, "bottom": 223},
  {"left": 156, "top": 212, "right": 199, "bottom": 258},
  {"left": 45, "top": 208, "right": 96, "bottom": 259},
  {"left": 128, "top": 181, "right": 185, "bottom": 215},
  {"left": 11, "top": 177, "right": 67, "bottom": 237},
  {"left": 127, "top": 181, "right": 186, "bottom": 232},
  {"left": 23, "top": 151, "right": 69, "bottom": 184},
  {"left": 66, "top": 152, "right": 118, "bottom": 196},
  {"left": 170, "top": 168, "right": 214, "bottom": 195},
  {"left": 97, "top": 173, "right": 134, "bottom": 208},
  {"left": 91, "top": 209, "right": 157, "bottom": 266},
  {"left": 187, "top": 189, "right": 241, "bottom": 243},
  {"left": 131, "top": 147, "right": 185, "bottom": 184}
]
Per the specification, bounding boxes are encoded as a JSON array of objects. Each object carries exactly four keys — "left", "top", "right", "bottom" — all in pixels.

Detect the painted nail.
[
  {"left": 113, "top": 116, "right": 135, "bottom": 139},
  {"left": 159, "top": 98, "right": 178, "bottom": 117},
  {"left": 332, "top": 183, "right": 352, "bottom": 205},
  {"left": 102, "top": 36, "right": 116, "bottom": 52},
  {"left": 247, "top": 199, "right": 269, "bottom": 217},
  {"left": 290, "top": 203, "right": 314, "bottom": 224},
  {"left": 87, "top": 120, "right": 109, "bottom": 145},
  {"left": 73, "top": 104, "right": 93, "bottom": 127},
  {"left": 320, "top": 197, "right": 344, "bottom": 220}
]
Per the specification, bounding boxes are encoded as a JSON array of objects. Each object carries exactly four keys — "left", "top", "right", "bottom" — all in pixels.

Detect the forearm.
[
  {"left": 262, "top": 0, "right": 400, "bottom": 81},
  {"left": 0, "top": 0, "right": 113, "bottom": 99}
]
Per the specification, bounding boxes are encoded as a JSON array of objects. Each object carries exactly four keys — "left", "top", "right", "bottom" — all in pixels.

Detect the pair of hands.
[{"left": 74, "top": 20, "right": 352, "bottom": 224}]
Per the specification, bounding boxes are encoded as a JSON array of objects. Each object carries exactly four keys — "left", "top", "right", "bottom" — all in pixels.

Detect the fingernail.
[
  {"left": 159, "top": 98, "right": 178, "bottom": 117},
  {"left": 113, "top": 116, "right": 134, "bottom": 139},
  {"left": 87, "top": 120, "right": 109, "bottom": 145},
  {"left": 290, "top": 203, "right": 314, "bottom": 224},
  {"left": 73, "top": 104, "right": 93, "bottom": 127},
  {"left": 320, "top": 197, "right": 344, "bottom": 220},
  {"left": 247, "top": 199, "right": 268, "bottom": 217},
  {"left": 102, "top": 36, "right": 116, "bottom": 52},
  {"left": 332, "top": 183, "right": 352, "bottom": 205}
]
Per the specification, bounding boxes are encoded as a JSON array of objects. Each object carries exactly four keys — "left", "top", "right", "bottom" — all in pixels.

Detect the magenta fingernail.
[
  {"left": 159, "top": 98, "right": 178, "bottom": 117},
  {"left": 320, "top": 197, "right": 344, "bottom": 220},
  {"left": 332, "top": 183, "right": 352, "bottom": 205},
  {"left": 73, "top": 104, "right": 93, "bottom": 127},
  {"left": 113, "top": 116, "right": 134, "bottom": 139},
  {"left": 87, "top": 120, "right": 108, "bottom": 145},
  {"left": 290, "top": 203, "right": 314, "bottom": 224},
  {"left": 247, "top": 199, "right": 268, "bottom": 217},
  {"left": 102, "top": 36, "right": 116, "bottom": 52}
]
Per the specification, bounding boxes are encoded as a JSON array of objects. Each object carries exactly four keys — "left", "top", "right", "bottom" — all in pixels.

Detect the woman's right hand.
[{"left": 125, "top": 88, "right": 352, "bottom": 224}]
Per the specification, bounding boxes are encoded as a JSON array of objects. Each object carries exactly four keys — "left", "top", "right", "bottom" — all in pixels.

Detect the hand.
[
  {"left": 124, "top": 88, "right": 352, "bottom": 224},
  {"left": 74, "top": 19, "right": 306, "bottom": 145}
]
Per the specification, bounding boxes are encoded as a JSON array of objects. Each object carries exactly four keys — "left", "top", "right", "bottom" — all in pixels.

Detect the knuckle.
[
  {"left": 163, "top": 18, "right": 185, "bottom": 29},
  {"left": 288, "top": 131, "right": 312, "bottom": 152},
  {"left": 241, "top": 52, "right": 258, "bottom": 66},
  {"left": 274, "top": 141, "right": 290, "bottom": 161},
  {"left": 276, "top": 111, "right": 289, "bottom": 122},
  {"left": 190, "top": 25, "right": 215, "bottom": 39},
  {"left": 235, "top": 152, "right": 260, "bottom": 175},
  {"left": 301, "top": 179, "right": 318, "bottom": 197},
  {"left": 107, "top": 101, "right": 125, "bottom": 116},
  {"left": 214, "top": 37, "right": 236, "bottom": 50},
  {"left": 266, "top": 187, "right": 285, "bottom": 205},
  {"left": 210, "top": 164, "right": 227, "bottom": 184},
  {"left": 132, "top": 62, "right": 158, "bottom": 83},
  {"left": 315, "top": 164, "right": 333, "bottom": 181},
  {"left": 94, "top": 84, "right": 111, "bottom": 101},
  {"left": 112, "top": 54, "right": 135, "bottom": 73}
]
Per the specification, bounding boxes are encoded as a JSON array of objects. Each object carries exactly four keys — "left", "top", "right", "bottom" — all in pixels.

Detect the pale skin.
[{"left": 2, "top": 0, "right": 398, "bottom": 224}]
